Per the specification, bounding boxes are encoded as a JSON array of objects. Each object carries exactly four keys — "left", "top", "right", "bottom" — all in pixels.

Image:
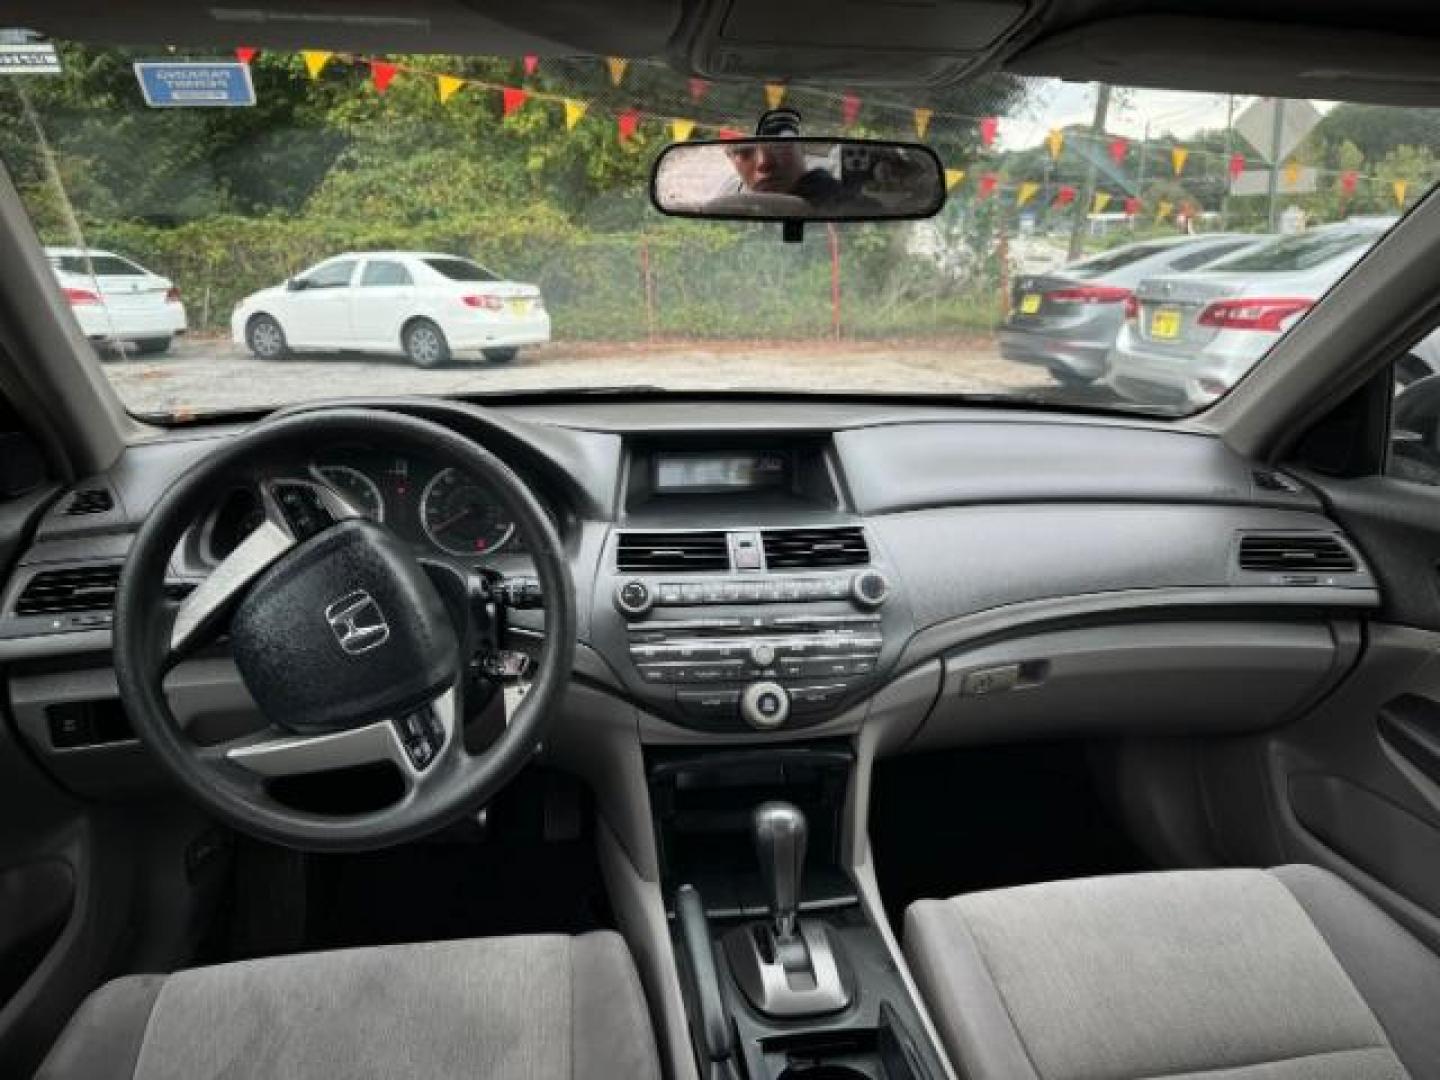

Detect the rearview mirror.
[{"left": 651, "top": 137, "right": 946, "bottom": 223}]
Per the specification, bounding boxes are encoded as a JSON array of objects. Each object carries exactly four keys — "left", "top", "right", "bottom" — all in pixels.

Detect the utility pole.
[
  {"left": 1221, "top": 94, "right": 1235, "bottom": 230},
  {"left": 1067, "top": 82, "right": 1112, "bottom": 261},
  {"left": 1134, "top": 120, "right": 1149, "bottom": 235},
  {"left": 1266, "top": 98, "right": 1286, "bottom": 233}
]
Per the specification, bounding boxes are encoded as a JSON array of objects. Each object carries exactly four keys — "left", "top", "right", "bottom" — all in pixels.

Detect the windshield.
[{"left": 1, "top": 39, "right": 1436, "bottom": 419}]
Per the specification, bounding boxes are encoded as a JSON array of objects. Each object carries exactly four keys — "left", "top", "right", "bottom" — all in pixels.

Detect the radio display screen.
[{"left": 654, "top": 452, "right": 788, "bottom": 493}]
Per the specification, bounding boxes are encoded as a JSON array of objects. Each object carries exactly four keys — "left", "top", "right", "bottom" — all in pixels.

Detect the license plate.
[
  {"left": 507, "top": 298, "right": 533, "bottom": 316},
  {"left": 1019, "top": 293, "right": 1041, "bottom": 315},
  {"left": 1149, "top": 307, "right": 1182, "bottom": 340}
]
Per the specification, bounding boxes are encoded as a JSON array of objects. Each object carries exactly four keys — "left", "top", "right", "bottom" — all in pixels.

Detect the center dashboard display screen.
[{"left": 654, "top": 451, "right": 788, "bottom": 493}]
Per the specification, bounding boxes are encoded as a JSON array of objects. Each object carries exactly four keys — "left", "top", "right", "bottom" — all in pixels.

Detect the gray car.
[{"left": 1000, "top": 234, "right": 1261, "bottom": 386}]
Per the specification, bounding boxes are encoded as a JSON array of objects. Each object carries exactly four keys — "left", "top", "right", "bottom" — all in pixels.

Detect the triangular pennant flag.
[
  {"left": 1108, "top": 137, "right": 1128, "bottom": 166},
  {"left": 235, "top": 47, "right": 258, "bottom": 65},
  {"left": 302, "top": 51, "right": 332, "bottom": 80},
  {"left": 564, "top": 99, "right": 588, "bottom": 131},
  {"left": 502, "top": 86, "right": 528, "bottom": 119},
  {"left": 1046, "top": 128, "right": 1064, "bottom": 162},
  {"left": 765, "top": 84, "right": 786, "bottom": 109},
  {"left": 1394, "top": 179, "right": 1409, "bottom": 207},
  {"left": 978, "top": 173, "right": 998, "bottom": 199},
  {"left": 437, "top": 74, "right": 463, "bottom": 104},
  {"left": 1054, "top": 185, "right": 1076, "bottom": 208},
  {"left": 1283, "top": 160, "right": 1300, "bottom": 188},
  {"left": 842, "top": 93, "right": 862, "bottom": 127},
  {"left": 606, "top": 57, "right": 628, "bottom": 86},
  {"left": 617, "top": 109, "right": 640, "bottom": 143},
  {"left": 913, "top": 107, "right": 933, "bottom": 140},
  {"left": 1092, "top": 192, "right": 1112, "bottom": 214},
  {"left": 689, "top": 77, "right": 709, "bottom": 102},
  {"left": 1229, "top": 152, "right": 1246, "bottom": 181},
  {"left": 1156, "top": 199, "right": 1174, "bottom": 221},
  {"left": 1123, "top": 196, "right": 1141, "bottom": 216},
  {"left": 1170, "top": 147, "right": 1188, "bottom": 176},
  {"left": 1340, "top": 170, "right": 1358, "bottom": 196},
  {"left": 944, "top": 168, "right": 965, "bottom": 192},
  {"left": 370, "top": 60, "right": 398, "bottom": 94},
  {"left": 1016, "top": 181, "right": 1040, "bottom": 207},
  {"left": 671, "top": 118, "right": 696, "bottom": 142},
  {"left": 980, "top": 116, "right": 998, "bottom": 149},
  {"left": 718, "top": 127, "right": 744, "bottom": 140},
  {"left": 523, "top": 54, "right": 539, "bottom": 76}
]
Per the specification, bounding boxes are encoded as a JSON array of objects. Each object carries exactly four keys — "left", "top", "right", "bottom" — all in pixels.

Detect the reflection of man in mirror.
[{"left": 720, "top": 142, "right": 846, "bottom": 205}]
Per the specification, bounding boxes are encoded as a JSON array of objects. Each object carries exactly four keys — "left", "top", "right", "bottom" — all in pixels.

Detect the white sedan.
[
  {"left": 47, "top": 247, "right": 187, "bottom": 356},
  {"left": 231, "top": 252, "right": 550, "bottom": 367}
]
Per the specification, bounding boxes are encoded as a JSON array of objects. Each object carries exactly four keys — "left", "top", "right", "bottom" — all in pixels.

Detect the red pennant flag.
[
  {"left": 1054, "top": 185, "right": 1077, "bottom": 207},
  {"left": 978, "top": 173, "right": 999, "bottom": 199},
  {"left": 618, "top": 110, "right": 640, "bottom": 143},
  {"left": 1340, "top": 170, "right": 1359, "bottom": 196},
  {"left": 1108, "top": 137, "right": 1127, "bottom": 166},
  {"left": 523, "top": 54, "right": 539, "bottom": 76},
  {"left": 718, "top": 127, "right": 745, "bottom": 140},
  {"left": 502, "top": 86, "right": 528, "bottom": 118},
  {"left": 370, "top": 61, "right": 398, "bottom": 93},
  {"left": 1228, "top": 152, "right": 1246, "bottom": 181},
  {"left": 979, "top": 116, "right": 999, "bottom": 149},
  {"left": 235, "top": 46, "right": 258, "bottom": 65},
  {"left": 842, "top": 93, "right": 862, "bottom": 127},
  {"left": 1123, "top": 196, "right": 1141, "bottom": 216},
  {"left": 689, "top": 78, "right": 710, "bottom": 102}
]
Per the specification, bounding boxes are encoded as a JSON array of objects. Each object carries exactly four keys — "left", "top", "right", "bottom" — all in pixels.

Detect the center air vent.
[
  {"left": 65, "top": 488, "right": 114, "bottom": 515},
  {"left": 15, "top": 564, "right": 122, "bottom": 615},
  {"left": 1238, "top": 534, "right": 1357, "bottom": 574},
  {"left": 762, "top": 527, "right": 869, "bottom": 569},
  {"left": 617, "top": 531, "right": 730, "bottom": 573}
]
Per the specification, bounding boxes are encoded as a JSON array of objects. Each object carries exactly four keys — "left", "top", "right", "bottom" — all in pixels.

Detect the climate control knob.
[
  {"left": 614, "top": 579, "right": 653, "bottom": 616},
  {"left": 850, "top": 569, "right": 890, "bottom": 609},
  {"left": 741, "top": 681, "right": 790, "bottom": 731}
]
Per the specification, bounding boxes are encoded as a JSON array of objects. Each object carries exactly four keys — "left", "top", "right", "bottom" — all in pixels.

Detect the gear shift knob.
[{"left": 753, "top": 801, "right": 807, "bottom": 939}]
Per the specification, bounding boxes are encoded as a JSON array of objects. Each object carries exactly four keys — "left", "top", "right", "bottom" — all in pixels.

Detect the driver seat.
[{"left": 34, "top": 932, "right": 659, "bottom": 1080}]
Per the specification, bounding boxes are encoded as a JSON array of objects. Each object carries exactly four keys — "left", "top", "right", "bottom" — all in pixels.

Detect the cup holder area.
[{"left": 777, "top": 1067, "right": 871, "bottom": 1080}]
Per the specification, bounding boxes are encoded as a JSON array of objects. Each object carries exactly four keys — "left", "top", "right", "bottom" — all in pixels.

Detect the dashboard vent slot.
[
  {"left": 1252, "top": 469, "right": 1302, "bottom": 495},
  {"left": 762, "top": 527, "right": 869, "bottom": 568},
  {"left": 65, "top": 488, "right": 114, "bottom": 515},
  {"left": 15, "top": 564, "right": 122, "bottom": 615},
  {"left": 1238, "top": 534, "right": 1357, "bottom": 574},
  {"left": 616, "top": 531, "right": 730, "bottom": 573}
]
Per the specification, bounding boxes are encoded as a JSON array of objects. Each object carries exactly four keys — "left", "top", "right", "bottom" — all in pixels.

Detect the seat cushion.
[
  {"left": 36, "top": 931, "right": 659, "bottom": 1080},
  {"left": 904, "top": 867, "right": 1422, "bottom": 1080}
]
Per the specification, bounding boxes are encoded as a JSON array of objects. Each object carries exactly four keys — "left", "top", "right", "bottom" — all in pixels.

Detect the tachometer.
[
  {"left": 313, "top": 464, "right": 384, "bottom": 522},
  {"left": 420, "top": 468, "right": 515, "bottom": 556}
]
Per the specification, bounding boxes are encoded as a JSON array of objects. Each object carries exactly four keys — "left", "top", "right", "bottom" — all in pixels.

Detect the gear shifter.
[{"left": 753, "top": 801, "right": 807, "bottom": 940}]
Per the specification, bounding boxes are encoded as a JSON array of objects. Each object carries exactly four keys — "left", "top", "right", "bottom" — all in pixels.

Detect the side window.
[
  {"left": 304, "top": 260, "right": 356, "bottom": 289},
  {"left": 1170, "top": 243, "right": 1248, "bottom": 272},
  {"left": 359, "top": 261, "right": 412, "bottom": 287},
  {"left": 1390, "top": 332, "right": 1440, "bottom": 486}
]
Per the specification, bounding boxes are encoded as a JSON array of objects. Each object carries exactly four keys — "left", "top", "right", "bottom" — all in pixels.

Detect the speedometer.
[{"left": 419, "top": 468, "right": 515, "bottom": 556}]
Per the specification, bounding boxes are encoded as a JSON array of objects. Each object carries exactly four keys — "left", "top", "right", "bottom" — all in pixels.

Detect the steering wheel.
[{"left": 114, "top": 408, "right": 575, "bottom": 851}]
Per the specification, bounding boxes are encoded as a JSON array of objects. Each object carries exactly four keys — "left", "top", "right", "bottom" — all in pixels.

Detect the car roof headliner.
[{"left": 11, "top": 0, "right": 1440, "bottom": 106}]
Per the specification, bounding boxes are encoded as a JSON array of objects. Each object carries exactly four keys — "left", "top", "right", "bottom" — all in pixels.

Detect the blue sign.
[{"left": 134, "top": 61, "right": 255, "bottom": 108}]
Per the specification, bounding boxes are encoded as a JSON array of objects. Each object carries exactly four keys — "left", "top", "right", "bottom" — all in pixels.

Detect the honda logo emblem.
[{"left": 324, "top": 590, "right": 390, "bottom": 655}]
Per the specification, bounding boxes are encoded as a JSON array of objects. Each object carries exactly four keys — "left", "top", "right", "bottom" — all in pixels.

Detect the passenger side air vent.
[
  {"left": 65, "top": 488, "right": 114, "bottom": 515},
  {"left": 1251, "top": 469, "right": 1303, "bottom": 495},
  {"left": 15, "top": 564, "right": 122, "bottom": 615},
  {"left": 762, "top": 527, "right": 869, "bottom": 568},
  {"left": 1237, "top": 534, "right": 1357, "bottom": 574},
  {"left": 616, "top": 531, "right": 730, "bottom": 573}
]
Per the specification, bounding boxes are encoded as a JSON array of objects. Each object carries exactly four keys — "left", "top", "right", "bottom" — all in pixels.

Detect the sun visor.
[{"left": 688, "top": 0, "right": 1031, "bottom": 85}]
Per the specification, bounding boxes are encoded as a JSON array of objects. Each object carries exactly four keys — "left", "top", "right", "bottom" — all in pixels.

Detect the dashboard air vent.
[
  {"left": 762, "top": 527, "right": 869, "bottom": 569},
  {"left": 15, "top": 564, "right": 122, "bottom": 615},
  {"left": 1238, "top": 534, "right": 1357, "bottom": 574},
  {"left": 616, "top": 531, "right": 730, "bottom": 573},
  {"left": 65, "top": 488, "right": 114, "bottom": 515}
]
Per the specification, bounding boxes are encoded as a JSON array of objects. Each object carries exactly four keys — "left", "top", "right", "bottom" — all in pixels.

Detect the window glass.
[
  {"left": 1390, "top": 333, "right": 1440, "bottom": 486},
  {"left": 423, "top": 258, "right": 499, "bottom": 283},
  {"left": 1205, "top": 228, "right": 1381, "bottom": 274},
  {"left": 1067, "top": 243, "right": 1173, "bottom": 278},
  {"left": 54, "top": 255, "right": 145, "bottom": 276},
  {"left": 302, "top": 261, "right": 356, "bottom": 289},
  {"left": 1170, "top": 242, "right": 1252, "bottom": 272},
  {"left": 360, "top": 261, "right": 412, "bottom": 286}
]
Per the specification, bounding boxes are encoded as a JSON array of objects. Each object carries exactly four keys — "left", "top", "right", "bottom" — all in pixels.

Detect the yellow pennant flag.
[
  {"left": 1016, "top": 181, "right": 1040, "bottom": 207},
  {"left": 1171, "top": 147, "right": 1188, "bottom": 176},
  {"left": 1046, "top": 128, "right": 1064, "bottom": 161},
  {"left": 606, "top": 57, "right": 628, "bottom": 86},
  {"left": 671, "top": 118, "right": 696, "bottom": 142},
  {"left": 1156, "top": 199, "right": 1174, "bottom": 221},
  {"left": 436, "top": 74, "right": 463, "bottom": 104},
  {"left": 1394, "top": 179, "right": 1410, "bottom": 207},
  {"left": 1092, "top": 192, "right": 1112, "bottom": 214},
  {"left": 913, "top": 107, "right": 933, "bottom": 140},
  {"left": 765, "top": 84, "right": 786, "bottom": 109},
  {"left": 302, "top": 51, "right": 332, "bottom": 80},
  {"left": 564, "top": 99, "right": 588, "bottom": 131},
  {"left": 1283, "top": 160, "right": 1301, "bottom": 188},
  {"left": 944, "top": 168, "right": 965, "bottom": 192}
]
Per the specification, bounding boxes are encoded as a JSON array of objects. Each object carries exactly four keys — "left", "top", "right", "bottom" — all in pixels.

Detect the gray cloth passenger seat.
[{"left": 904, "top": 865, "right": 1440, "bottom": 1080}]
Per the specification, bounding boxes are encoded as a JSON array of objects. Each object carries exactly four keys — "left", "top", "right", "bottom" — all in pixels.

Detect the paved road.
[{"left": 103, "top": 335, "right": 1124, "bottom": 416}]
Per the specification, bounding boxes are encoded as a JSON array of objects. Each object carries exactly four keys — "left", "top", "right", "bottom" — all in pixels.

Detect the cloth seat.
[
  {"left": 35, "top": 931, "right": 659, "bottom": 1080},
  {"left": 904, "top": 866, "right": 1440, "bottom": 1080}
]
